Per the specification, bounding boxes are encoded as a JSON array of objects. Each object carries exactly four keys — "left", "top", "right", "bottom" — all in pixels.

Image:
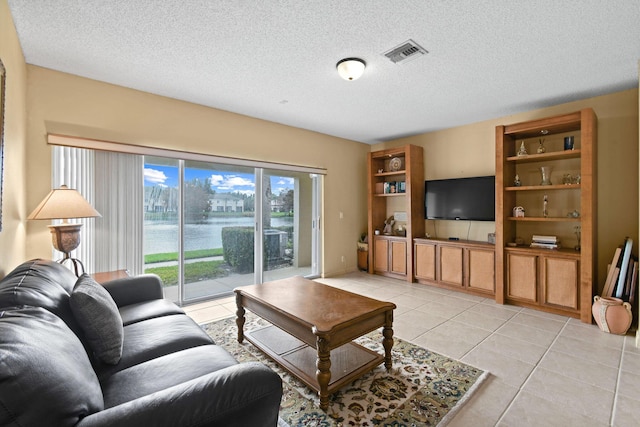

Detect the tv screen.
[{"left": 425, "top": 176, "right": 495, "bottom": 221}]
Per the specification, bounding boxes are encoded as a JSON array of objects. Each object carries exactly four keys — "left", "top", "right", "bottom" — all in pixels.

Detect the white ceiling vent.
[{"left": 383, "top": 39, "right": 428, "bottom": 64}]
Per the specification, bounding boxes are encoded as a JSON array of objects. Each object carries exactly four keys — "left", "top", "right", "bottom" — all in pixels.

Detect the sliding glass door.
[
  {"left": 143, "top": 157, "right": 181, "bottom": 303},
  {"left": 144, "top": 156, "right": 322, "bottom": 305},
  {"left": 182, "top": 160, "right": 256, "bottom": 301},
  {"left": 261, "top": 169, "right": 317, "bottom": 282}
]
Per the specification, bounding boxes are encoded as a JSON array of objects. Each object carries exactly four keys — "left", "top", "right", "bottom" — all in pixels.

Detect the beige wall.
[
  {"left": 23, "top": 66, "right": 370, "bottom": 277},
  {"left": 0, "top": 0, "right": 27, "bottom": 276},
  {"left": 377, "top": 88, "right": 640, "bottom": 293}
]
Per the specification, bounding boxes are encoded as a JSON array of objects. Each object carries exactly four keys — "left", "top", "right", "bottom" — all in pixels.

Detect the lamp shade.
[
  {"left": 28, "top": 185, "right": 101, "bottom": 220},
  {"left": 336, "top": 58, "right": 366, "bottom": 81}
]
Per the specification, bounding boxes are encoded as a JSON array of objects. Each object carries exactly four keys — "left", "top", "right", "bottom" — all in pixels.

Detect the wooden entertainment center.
[{"left": 367, "top": 109, "right": 596, "bottom": 322}]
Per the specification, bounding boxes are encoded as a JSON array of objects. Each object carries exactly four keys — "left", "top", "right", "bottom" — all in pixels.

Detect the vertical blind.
[
  {"left": 94, "top": 151, "right": 144, "bottom": 275},
  {"left": 53, "top": 146, "right": 144, "bottom": 275},
  {"left": 52, "top": 146, "right": 96, "bottom": 272}
]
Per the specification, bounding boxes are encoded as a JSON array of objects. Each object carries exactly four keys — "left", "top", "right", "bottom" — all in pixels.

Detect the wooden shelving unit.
[
  {"left": 367, "top": 145, "right": 424, "bottom": 282},
  {"left": 495, "top": 109, "right": 597, "bottom": 322}
]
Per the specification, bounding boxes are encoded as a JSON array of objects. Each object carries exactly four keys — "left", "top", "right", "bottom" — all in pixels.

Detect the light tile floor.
[{"left": 183, "top": 271, "right": 640, "bottom": 426}]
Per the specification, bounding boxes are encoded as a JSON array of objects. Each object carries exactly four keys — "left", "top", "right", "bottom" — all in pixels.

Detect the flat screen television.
[{"left": 425, "top": 176, "right": 495, "bottom": 221}]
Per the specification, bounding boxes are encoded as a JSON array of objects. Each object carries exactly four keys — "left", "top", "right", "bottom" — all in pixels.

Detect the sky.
[{"left": 143, "top": 164, "right": 294, "bottom": 196}]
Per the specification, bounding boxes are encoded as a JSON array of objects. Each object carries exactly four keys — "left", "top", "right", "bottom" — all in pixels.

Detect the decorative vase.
[
  {"left": 592, "top": 296, "right": 632, "bottom": 335},
  {"left": 539, "top": 166, "right": 552, "bottom": 185},
  {"left": 517, "top": 141, "right": 527, "bottom": 156}
]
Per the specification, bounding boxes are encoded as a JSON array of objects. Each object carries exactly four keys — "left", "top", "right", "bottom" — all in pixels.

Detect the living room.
[
  {"left": 1, "top": 1, "right": 639, "bottom": 425},
  {"left": 0, "top": 2, "right": 637, "bottom": 290}
]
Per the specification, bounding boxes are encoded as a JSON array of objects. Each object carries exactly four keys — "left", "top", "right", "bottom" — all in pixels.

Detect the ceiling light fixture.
[{"left": 336, "top": 58, "right": 366, "bottom": 81}]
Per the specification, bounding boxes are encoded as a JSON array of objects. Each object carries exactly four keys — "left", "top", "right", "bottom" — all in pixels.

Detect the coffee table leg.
[
  {"left": 235, "top": 293, "right": 245, "bottom": 343},
  {"left": 383, "top": 310, "right": 394, "bottom": 370},
  {"left": 316, "top": 336, "right": 331, "bottom": 411}
]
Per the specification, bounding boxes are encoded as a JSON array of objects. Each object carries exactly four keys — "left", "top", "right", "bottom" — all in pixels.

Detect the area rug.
[{"left": 202, "top": 315, "right": 489, "bottom": 427}]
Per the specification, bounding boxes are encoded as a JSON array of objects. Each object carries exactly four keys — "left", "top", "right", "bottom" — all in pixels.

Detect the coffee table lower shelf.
[{"left": 245, "top": 325, "right": 383, "bottom": 396}]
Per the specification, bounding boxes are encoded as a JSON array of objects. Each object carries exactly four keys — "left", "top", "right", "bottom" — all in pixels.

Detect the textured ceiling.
[{"left": 7, "top": 0, "right": 640, "bottom": 144}]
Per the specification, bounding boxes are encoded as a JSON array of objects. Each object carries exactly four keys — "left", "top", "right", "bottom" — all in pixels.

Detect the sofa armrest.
[
  {"left": 101, "top": 274, "right": 164, "bottom": 307},
  {"left": 76, "top": 362, "right": 283, "bottom": 427}
]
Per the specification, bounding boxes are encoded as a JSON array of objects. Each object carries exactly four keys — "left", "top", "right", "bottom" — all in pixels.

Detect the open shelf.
[
  {"left": 374, "top": 193, "right": 405, "bottom": 197},
  {"left": 507, "top": 149, "right": 581, "bottom": 163},
  {"left": 374, "top": 171, "right": 406, "bottom": 177},
  {"left": 505, "top": 184, "right": 580, "bottom": 191},
  {"left": 505, "top": 246, "right": 580, "bottom": 257},
  {"left": 507, "top": 216, "right": 581, "bottom": 222},
  {"left": 503, "top": 111, "right": 582, "bottom": 137}
]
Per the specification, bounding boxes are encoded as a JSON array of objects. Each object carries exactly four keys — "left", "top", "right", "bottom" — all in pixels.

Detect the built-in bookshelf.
[
  {"left": 495, "top": 109, "right": 596, "bottom": 322},
  {"left": 367, "top": 145, "right": 424, "bottom": 282}
]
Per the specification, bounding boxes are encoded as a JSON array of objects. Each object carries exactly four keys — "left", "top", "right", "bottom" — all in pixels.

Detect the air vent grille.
[{"left": 383, "top": 39, "right": 428, "bottom": 64}]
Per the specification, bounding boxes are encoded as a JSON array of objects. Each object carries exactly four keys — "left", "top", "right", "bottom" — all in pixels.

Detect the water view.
[{"left": 144, "top": 216, "right": 294, "bottom": 254}]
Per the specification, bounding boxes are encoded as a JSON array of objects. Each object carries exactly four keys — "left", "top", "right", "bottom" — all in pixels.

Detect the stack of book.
[
  {"left": 530, "top": 235, "right": 560, "bottom": 249},
  {"left": 383, "top": 181, "right": 406, "bottom": 194}
]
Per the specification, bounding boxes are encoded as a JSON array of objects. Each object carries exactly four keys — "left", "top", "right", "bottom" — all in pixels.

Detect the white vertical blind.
[
  {"left": 52, "top": 146, "right": 96, "bottom": 272},
  {"left": 94, "top": 151, "right": 144, "bottom": 275},
  {"left": 53, "top": 147, "right": 144, "bottom": 275}
]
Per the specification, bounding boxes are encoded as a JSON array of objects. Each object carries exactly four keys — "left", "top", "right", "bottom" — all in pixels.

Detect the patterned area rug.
[{"left": 202, "top": 315, "right": 488, "bottom": 427}]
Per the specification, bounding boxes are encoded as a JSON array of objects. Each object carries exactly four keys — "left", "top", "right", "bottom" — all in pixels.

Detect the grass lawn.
[
  {"left": 145, "top": 260, "right": 227, "bottom": 286},
  {"left": 145, "top": 248, "right": 223, "bottom": 264}
]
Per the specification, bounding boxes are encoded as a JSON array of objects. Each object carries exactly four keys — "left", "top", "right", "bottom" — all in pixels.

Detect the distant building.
[
  {"left": 210, "top": 193, "right": 244, "bottom": 212},
  {"left": 144, "top": 186, "right": 178, "bottom": 212},
  {"left": 270, "top": 197, "right": 283, "bottom": 212},
  {"left": 270, "top": 190, "right": 292, "bottom": 212}
]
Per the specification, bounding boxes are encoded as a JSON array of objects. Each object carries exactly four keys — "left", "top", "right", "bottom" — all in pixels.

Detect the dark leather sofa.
[{"left": 0, "top": 259, "right": 283, "bottom": 427}]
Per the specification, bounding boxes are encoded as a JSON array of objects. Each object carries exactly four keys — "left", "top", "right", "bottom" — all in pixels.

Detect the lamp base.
[
  {"left": 48, "top": 224, "right": 85, "bottom": 276},
  {"left": 58, "top": 256, "right": 86, "bottom": 277},
  {"left": 48, "top": 223, "right": 83, "bottom": 253}
]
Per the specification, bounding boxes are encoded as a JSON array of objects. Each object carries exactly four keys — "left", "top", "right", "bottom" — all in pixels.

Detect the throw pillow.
[{"left": 70, "top": 274, "right": 124, "bottom": 364}]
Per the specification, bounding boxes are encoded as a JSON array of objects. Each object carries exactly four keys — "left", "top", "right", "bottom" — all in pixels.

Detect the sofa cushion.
[
  {"left": 0, "top": 306, "right": 104, "bottom": 427},
  {"left": 96, "top": 313, "right": 214, "bottom": 379},
  {"left": 70, "top": 274, "right": 124, "bottom": 365},
  {"left": 119, "top": 298, "right": 185, "bottom": 326},
  {"left": 101, "top": 344, "right": 238, "bottom": 408}
]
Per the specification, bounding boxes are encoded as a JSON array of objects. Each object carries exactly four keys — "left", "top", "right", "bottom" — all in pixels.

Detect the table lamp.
[{"left": 28, "top": 185, "right": 101, "bottom": 276}]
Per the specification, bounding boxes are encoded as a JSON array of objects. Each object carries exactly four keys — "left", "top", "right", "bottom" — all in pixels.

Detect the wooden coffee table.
[{"left": 234, "top": 276, "right": 395, "bottom": 410}]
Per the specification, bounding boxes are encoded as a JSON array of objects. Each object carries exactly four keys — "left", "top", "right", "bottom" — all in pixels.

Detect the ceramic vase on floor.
[{"left": 592, "top": 296, "right": 632, "bottom": 335}]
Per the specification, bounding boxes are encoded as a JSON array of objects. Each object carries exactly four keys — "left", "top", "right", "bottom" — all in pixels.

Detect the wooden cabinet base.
[
  {"left": 505, "top": 247, "right": 581, "bottom": 318},
  {"left": 414, "top": 238, "right": 495, "bottom": 297},
  {"left": 374, "top": 236, "right": 408, "bottom": 279}
]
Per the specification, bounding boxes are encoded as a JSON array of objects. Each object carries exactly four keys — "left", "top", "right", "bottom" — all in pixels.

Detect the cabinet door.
[
  {"left": 390, "top": 240, "right": 407, "bottom": 275},
  {"left": 507, "top": 252, "right": 538, "bottom": 302},
  {"left": 440, "top": 245, "right": 463, "bottom": 287},
  {"left": 374, "top": 238, "right": 389, "bottom": 273},
  {"left": 468, "top": 248, "right": 495, "bottom": 293},
  {"left": 541, "top": 256, "right": 579, "bottom": 310},
  {"left": 415, "top": 242, "right": 436, "bottom": 280}
]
